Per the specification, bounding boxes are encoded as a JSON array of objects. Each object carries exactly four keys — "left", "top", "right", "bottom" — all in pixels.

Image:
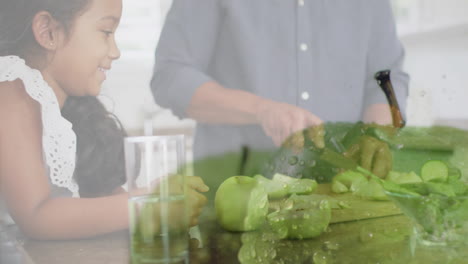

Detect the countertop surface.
[{"left": 4, "top": 210, "right": 468, "bottom": 264}]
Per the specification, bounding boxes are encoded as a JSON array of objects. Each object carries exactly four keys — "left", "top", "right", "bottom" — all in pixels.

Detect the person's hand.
[
  {"left": 281, "top": 124, "right": 326, "bottom": 150},
  {"left": 344, "top": 135, "right": 392, "bottom": 178},
  {"left": 144, "top": 176, "right": 209, "bottom": 231},
  {"left": 185, "top": 176, "right": 209, "bottom": 226},
  {"left": 255, "top": 99, "right": 323, "bottom": 146}
]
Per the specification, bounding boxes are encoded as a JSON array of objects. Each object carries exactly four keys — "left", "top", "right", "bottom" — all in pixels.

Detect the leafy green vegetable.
[
  {"left": 261, "top": 122, "right": 359, "bottom": 183},
  {"left": 383, "top": 158, "right": 468, "bottom": 244}
]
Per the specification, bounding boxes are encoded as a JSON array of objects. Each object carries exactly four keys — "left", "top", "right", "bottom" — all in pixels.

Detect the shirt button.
[
  {"left": 301, "top": 92, "right": 310, "bottom": 100},
  {"left": 300, "top": 43, "right": 308, "bottom": 51},
  {"left": 298, "top": 0, "right": 305, "bottom": 6}
]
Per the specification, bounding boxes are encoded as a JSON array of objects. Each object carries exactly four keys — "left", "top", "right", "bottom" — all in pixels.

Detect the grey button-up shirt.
[{"left": 151, "top": 0, "right": 409, "bottom": 160}]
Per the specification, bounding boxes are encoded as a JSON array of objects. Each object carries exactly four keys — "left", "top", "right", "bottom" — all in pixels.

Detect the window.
[
  {"left": 116, "top": 0, "right": 173, "bottom": 59},
  {"left": 393, "top": 0, "right": 468, "bottom": 36}
]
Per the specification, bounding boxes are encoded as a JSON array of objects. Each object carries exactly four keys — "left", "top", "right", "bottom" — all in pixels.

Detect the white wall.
[
  {"left": 403, "top": 25, "right": 468, "bottom": 129},
  {"left": 100, "top": 0, "right": 193, "bottom": 135}
]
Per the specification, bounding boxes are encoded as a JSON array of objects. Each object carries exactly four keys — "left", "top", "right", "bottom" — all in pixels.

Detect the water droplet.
[
  {"left": 313, "top": 251, "right": 329, "bottom": 264},
  {"left": 309, "top": 160, "right": 317, "bottom": 167},
  {"left": 360, "top": 228, "right": 374, "bottom": 243},
  {"left": 323, "top": 241, "right": 340, "bottom": 251},
  {"left": 299, "top": 160, "right": 305, "bottom": 166},
  {"left": 288, "top": 156, "right": 299, "bottom": 165}
]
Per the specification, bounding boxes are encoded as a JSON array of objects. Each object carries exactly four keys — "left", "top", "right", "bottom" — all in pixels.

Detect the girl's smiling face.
[{"left": 47, "top": 0, "right": 122, "bottom": 101}]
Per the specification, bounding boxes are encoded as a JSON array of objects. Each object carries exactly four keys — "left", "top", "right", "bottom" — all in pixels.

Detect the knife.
[{"left": 374, "top": 70, "right": 406, "bottom": 128}]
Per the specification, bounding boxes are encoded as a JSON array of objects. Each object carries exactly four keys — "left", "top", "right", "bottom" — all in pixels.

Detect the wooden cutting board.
[{"left": 315, "top": 184, "right": 402, "bottom": 223}]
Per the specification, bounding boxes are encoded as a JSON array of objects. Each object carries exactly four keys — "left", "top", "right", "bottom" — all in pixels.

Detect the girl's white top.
[{"left": 0, "top": 55, "right": 79, "bottom": 197}]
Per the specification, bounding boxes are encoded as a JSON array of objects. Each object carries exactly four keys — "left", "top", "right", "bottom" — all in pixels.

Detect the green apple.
[{"left": 215, "top": 176, "right": 269, "bottom": 231}]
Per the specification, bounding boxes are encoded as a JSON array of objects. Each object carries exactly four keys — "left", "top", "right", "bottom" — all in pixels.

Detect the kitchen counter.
[{"left": 5, "top": 210, "right": 468, "bottom": 264}]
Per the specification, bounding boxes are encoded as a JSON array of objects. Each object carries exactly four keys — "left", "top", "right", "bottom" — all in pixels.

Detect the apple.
[{"left": 215, "top": 176, "right": 269, "bottom": 231}]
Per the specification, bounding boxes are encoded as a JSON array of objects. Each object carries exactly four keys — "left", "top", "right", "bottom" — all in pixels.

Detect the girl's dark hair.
[
  {"left": 62, "top": 97, "right": 127, "bottom": 198},
  {"left": 0, "top": 0, "right": 127, "bottom": 197},
  {"left": 0, "top": 0, "right": 91, "bottom": 57}
]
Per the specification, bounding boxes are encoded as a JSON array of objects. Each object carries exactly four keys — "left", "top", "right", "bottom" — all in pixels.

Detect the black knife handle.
[{"left": 374, "top": 70, "right": 406, "bottom": 128}]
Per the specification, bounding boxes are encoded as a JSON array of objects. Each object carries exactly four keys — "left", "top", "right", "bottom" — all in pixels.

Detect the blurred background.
[{"left": 101, "top": 0, "right": 468, "bottom": 140}]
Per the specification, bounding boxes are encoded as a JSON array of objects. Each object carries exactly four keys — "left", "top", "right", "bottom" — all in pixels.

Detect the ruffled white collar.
[{"left": 0, "top": 56, "right": 79, "bottom": 197}]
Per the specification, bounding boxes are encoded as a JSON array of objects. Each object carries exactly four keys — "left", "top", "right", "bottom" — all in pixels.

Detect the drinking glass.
[{"left": 125, "top": 135, "right": 188, "bottom": 264}]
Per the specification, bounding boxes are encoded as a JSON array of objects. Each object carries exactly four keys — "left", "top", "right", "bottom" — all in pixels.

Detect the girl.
[{"left": 0, "top": 0, "right": 208, "bottom": 239}]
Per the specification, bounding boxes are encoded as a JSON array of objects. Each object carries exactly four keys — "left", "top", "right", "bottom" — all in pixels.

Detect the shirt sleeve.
[
  {"left": 150, "top": 0, "right": 221, "bottom": 118},
  {"left": 363, "top": 0, "right": 409, "bottom": 118}
]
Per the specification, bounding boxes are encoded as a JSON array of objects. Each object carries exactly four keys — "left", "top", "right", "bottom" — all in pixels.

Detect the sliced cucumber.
[
  {"left": 421, "top": 160, "right": 449, "bottom": 182},
  {"left": 331, "top": 170, "right": 367, "bottom": 194},
  {"left": 386, "top": 171, "right": 422, "bottom": 184},
  {"left": 331, "top": 180, "right": 349, "bottom": 193},
  {"left": 254, "top": 174, "right": 289, "bottom": 199},
  {"left": 271, "top": 173, "right": 317, "bottom": 195},
  {"left": 355, "top": 179, "right": 388, "bottom": 201},
  {"left": 272, "top": 173, "right": 297, "bottom": 184},
  {"left": 288, "top": 178, "right": 318, "bottom": 195}
]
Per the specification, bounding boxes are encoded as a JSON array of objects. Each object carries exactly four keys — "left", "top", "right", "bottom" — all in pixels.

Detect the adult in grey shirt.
[{"left": 151, "top": 0, "right": 409, "bottom": 160}]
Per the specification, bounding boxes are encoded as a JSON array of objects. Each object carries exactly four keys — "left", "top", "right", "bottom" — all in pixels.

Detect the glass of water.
[{"left": 125, "top": 135, "right": 188, "bottom": 264}]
